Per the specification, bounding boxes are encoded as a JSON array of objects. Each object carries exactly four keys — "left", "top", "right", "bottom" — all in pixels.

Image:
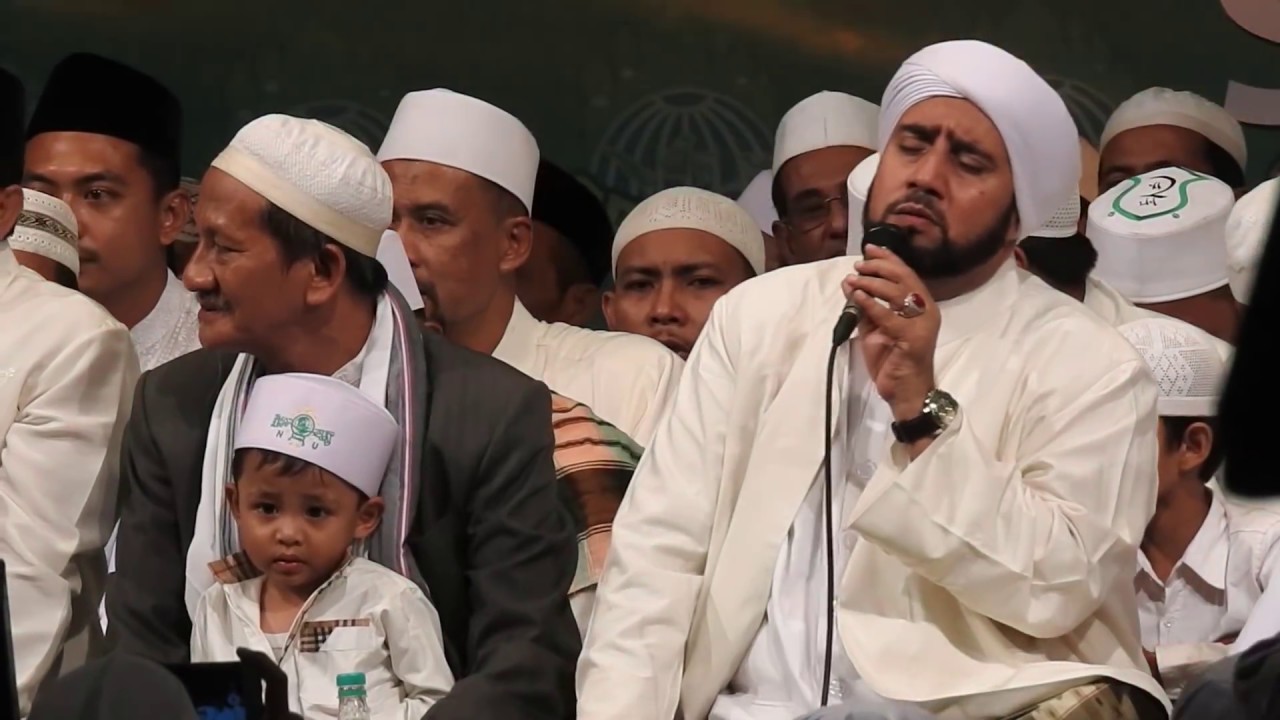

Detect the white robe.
[
  {"left": 577, "top": 257, "right": 1169, "bottom": 719},
  {"left": 492, "top": 300, "right": 682, "bottom": 446},
  {"left": 0, "top": 245, "right": 138, "bottom": 715}
]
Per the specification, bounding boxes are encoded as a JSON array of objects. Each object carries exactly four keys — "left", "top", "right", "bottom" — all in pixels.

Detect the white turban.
[
  {"left": 211, "top": 114, "right": 391, "bottom": 257},
  {"left": 1089, "top": 166, "right": 1233, "bottom": 304},
  {"left": 878, "top": 40, "right": 1080, "bottom": 239},
  {"left": 614, "top": 187, "right": 765, "bottom": 275},
  {"left": 845, "top": 152, "right": 880, "bottom": 255},
  {"left": 1026, "top": 194, "right": 1082, "bottom": 240},
  {"left": 11, "top": 189, "right": 79, "bottom": 275},
  {"left": 1101, "top": 88, "right": 1246, "bottom": 175},
  {"left": 379, "top": 89, "right": 540, "bottom": 212},
  {"left": 773, "top": 92, "right": 879, "bottom": 173},
  {"left": 377, "top": 230, "right": 424, "bottom": 312},
  {"left": 1225, "top": 177, "right": 1277, "bottom": 304},
  {"left": 736, "top": 170, "right": 778, "bottom": 234}
]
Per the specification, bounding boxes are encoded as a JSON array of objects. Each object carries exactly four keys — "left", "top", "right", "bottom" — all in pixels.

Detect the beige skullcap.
[{"left": 613, "top": 186, "right": 766, "bottom": 275}]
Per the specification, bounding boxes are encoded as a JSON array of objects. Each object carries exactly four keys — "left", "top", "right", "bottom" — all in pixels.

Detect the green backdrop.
[{"left": 5, "top": 0, "right": 1278, "bottom": 224}]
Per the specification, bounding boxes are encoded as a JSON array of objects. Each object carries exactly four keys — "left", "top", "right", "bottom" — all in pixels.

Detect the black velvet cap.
[
  {"left": 27, "top": 53, "right": 181, "bottom": 181},
  {"left": 532, "top": 160, "right": 614, "bottom": 284},
  {"left": 1, "top": 68, "right": 23, "bottom": 186}
]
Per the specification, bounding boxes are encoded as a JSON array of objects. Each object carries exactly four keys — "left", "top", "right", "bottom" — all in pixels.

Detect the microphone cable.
[{"left": 822, "top": 306, "right": 859, "bottom": 705}]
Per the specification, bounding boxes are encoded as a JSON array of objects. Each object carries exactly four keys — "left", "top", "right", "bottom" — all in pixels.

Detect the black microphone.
[
  {"left": 830, "top": 224, "right": 909, "bottom": 346},
  {"left": 820, "top": 221, "right": 910, "bottom": 706}
]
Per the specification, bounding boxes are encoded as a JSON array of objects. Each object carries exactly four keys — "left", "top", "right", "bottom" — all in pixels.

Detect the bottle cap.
[
  {"left": 337, "top": 672, "right": 366, "bottom": 686},
  {"left": 337, "top": 672, "right": 367, "bottom": 697}
]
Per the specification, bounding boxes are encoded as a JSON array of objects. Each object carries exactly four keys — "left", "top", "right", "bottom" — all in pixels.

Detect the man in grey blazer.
[{"left": 105, "top": 113, "right": 579, "bottom": 719}]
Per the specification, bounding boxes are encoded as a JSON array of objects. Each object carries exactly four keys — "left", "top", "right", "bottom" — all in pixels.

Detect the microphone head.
[{"left": 861, "top": 223, "right": 909, "bottom": 257}]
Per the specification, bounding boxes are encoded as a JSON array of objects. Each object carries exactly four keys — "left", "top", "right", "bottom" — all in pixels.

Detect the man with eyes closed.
[{"left": 604, "top": 187, "right": 767, "bottom": 359}]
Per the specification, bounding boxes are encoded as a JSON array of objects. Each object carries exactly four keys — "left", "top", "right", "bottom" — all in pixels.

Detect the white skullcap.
[
  {"left": 1101, "top": 88, "right": 1247, "bottom": 174},
  {"left": 211, "top": 114, "right": 391, "bottom": 257},
  {"left": 11, "top": 189, "right": 79, "bottom": 275},
  {"left": 176, "top": 177, "right": 201, "bottom": 243},
  {"left": 1089, "top": 166, "right": 1233, "bottom": 303},
  {"left": 736, "top": 170, "right": 778, "bottom": 234},
  {"left": 772, "top": 92, "right": 879, "bottom": 173},
  {"left": 378, "top": 89, "right": 539, "bottom": 212},
  {"left": 377, "top": 230, "right": 423, "bottom": 312},
  {"left": 845, "top": 152, "right": 880, "bottom": 255},
  {"left": 613, "top": 186, "right": 765, "bottom": 275},
  {"left": 1118, "top": 317, "right": 1223, "bottom": 417},
  {"left": 236, "top": 373, "right": 399, "bottom": 498},
  {"left": 1225, "top": 177, "right": 1277, "bottom": 304},
  {"left": 1027, "top": 194, "right": 1082, "bottom": 240},
  {"left": 879, "top": 40, "right": 1080, "bottom": 239}
]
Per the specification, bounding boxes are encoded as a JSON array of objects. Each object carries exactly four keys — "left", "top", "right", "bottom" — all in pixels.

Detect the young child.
[
  {"left": 191, "top": 373, "right": 453, "bottom": 718},
  {"left": 1120, "top": 317, "right": 1280, "bottom": 701}
]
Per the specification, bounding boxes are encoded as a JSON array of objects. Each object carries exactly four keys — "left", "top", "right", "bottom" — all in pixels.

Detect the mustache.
[
  {"left": 196, "top": 292, "right": 230, "bottom": 311},
  {"left": 886, "top": 191, "right": 947, "bottom": 229}
]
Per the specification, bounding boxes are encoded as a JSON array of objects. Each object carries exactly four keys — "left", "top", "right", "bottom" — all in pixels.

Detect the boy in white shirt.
[
  {"left": 1120, "top": 317, "right": 1280, "bottom": 700},
  {"left": 191, "top": 373, "right": 454, "bottom": 718}
]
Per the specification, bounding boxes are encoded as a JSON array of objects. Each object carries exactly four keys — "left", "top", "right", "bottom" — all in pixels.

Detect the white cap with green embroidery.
[
  {"left": 1087, "top": 166, "right": 1233, "bottom": 304},
  {"left": 234, "top": 373, "right": 398, "bottom": 497}
]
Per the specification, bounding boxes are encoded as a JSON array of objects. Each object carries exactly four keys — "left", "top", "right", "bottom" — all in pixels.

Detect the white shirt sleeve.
[
  {"left": 576, "top": 298, "right": 736, "bottom": 720},
  {"left": 1232, "top": 520, "right": 1280, "bottom": 652},
  {"left": 382, "top": 585, "right": 454, "bottom": 718},
  {"left": 850, "top": 357, "right": 1159, "bottom": 639},
  {"left": 0, "top": 320, "right": 137, "bottom": 714}
]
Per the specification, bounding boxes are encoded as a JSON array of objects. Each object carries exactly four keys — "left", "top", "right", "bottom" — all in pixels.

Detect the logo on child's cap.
[
  {"left": 1110, "top": 167, "right": 1207, "bottom": 222},
  {"left": 270, "top": 411, "right": 336, "bottom": 449}
]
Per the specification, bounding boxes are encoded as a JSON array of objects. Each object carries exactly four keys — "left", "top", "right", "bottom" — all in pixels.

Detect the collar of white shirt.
[
  {"left": 1138, "top": 487, "right": 1229, "bottom": 590},
  {"left": 492, "top": 299, "right": 538, "bottom": 373}
]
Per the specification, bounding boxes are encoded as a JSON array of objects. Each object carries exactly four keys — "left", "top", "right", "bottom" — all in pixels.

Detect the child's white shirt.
[{"left": 192, "top": 556, "right": 454, "bottom": 718}]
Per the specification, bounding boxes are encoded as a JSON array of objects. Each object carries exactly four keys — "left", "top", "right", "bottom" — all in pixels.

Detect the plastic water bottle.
[{"left": 336, "top": 672, "right": 370, "bottom": 720}]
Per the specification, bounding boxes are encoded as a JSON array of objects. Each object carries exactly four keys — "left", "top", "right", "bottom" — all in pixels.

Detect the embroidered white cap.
[
  {"left": 845, "top": 152, "right": 880, "bottom": 255},
  {"left": 1101, "top": 88, "right": 1247, "bottom": 174},
  {"left": 1225, "top": 177, "right": 1277, "bottom": 304},
  {"left": 1118, "top": 316, "right": 1223, "bottom": 417},
  {"left": 235, "top": 373, "right": 399, "bottom": 498},
  {"left": 11, "top": 189, "right": 79, "bottom": 275},
  {"left": 377, "top": 230, "right": 423, "bottom": 312},
  {"left": 1088, "top": 166, "right": 1233, "bottom": 304},
  {"left": 1027, "top": 194, "right": 1082, "bottom": 240},
  {"left": 772, "top": 92, "right": 879, "bottom": 173},
  {"left": 614, "top": 186, "right": 765, "bottom": 275},
  {"left": 378, "top": 89, "right": 540, "bottom": 212},
  {"left": 736, "top": 170, "right": 778, "bottom": 235},
  {"left": 211, "top": 114, "right": 391, "bottom": 257}
]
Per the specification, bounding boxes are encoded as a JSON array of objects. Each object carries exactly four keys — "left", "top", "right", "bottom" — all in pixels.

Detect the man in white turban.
[
  {"left": 578, "top": 39, "right": 1167, "bottom": 720},
  {"left": 605, "top": 186, "right": 765, "bottom": 358},
  {"left": 1099, "top": 88, "right": 1247, "bottom": 194},
  {"left": 736, "top": 169, "right": 783, "bottom": 271},
  {"left": 9, "top": 188, "right": 80, "bottom": 289},
  {"left": 771, "top": 91, "right": 879, "bottom": 265}
]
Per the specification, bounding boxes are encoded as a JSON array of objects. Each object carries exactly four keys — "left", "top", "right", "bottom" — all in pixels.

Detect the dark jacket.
[{"left": 105, "top": 331, "right": 580, "bottom": 719}]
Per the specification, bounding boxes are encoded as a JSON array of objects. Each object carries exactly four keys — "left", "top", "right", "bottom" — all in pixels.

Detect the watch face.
[{"left": 924, "top": 390, "right": 959, "bottom": 427}]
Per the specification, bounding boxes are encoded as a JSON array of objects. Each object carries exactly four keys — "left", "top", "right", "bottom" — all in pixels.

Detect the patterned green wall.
[{"left": 4, "top": 0, "right": 1279, "bottom": 223}]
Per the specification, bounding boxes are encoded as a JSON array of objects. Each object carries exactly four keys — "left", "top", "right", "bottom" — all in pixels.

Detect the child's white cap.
[
  {"left": 235, "top": 373, "right": 398, "bottom": 497},
  {"left": 1118, "top": 316, "right": 1224, "bottom": 417}
]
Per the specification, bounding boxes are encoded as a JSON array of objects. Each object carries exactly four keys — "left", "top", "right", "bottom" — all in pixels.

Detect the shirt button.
[
  {"left": 855, "top": 461, "right": 878, "bottom": 479},
  {"left": 1164, "top": 620, "right": 1173, "bottom": 628}
]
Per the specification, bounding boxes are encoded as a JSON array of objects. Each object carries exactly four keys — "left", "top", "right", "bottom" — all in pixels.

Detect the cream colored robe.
[
  {"left": 0, "top": 245, "right": 137, "bottom": 715},
  {"left": 577, "top": 258, "right": 1169, "bottom": 719}
]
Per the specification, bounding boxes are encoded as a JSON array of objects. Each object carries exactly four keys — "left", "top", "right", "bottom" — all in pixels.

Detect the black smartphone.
[{"left": 164, "top": 661, "right": 265, "bottom": 720}]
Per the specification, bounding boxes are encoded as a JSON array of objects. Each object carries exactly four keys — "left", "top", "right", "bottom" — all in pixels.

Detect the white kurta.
[
  {"left": 192, "top": 558, "right": 453, "bottom": 719},
  {"left": 1137, "top": 488, "right": 1280, "bottom": 698},
  {"left": 578, "top": 257, "right": 1169, "bottom": 719},
  {"left": 492, "top": 300, "right": 682, "bottom": 446},
  {"left": 129, "top": 270, "right": 201, "bottom": 372},
  {"left": 0, "top": 245, "right": 139, "bottom": 715}
]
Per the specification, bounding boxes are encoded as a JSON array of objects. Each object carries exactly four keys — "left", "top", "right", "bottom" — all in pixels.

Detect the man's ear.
[
  {"left": 601, "top": 288, "right": 619, "bottom": 330},
  {"left": 302, "top": 242, "right": 348, "bottom": 307},
  {"left": 225, "top": 483, "right": 241, "bottom": 521},
  {"left": 158, "top": 188, "right": 192, "bottom": 248},
  {"left": 497, "top": 216, "right": 534, "bottom": 275},
  {"left": 772, "top": 219, "right": 796, "bottom": 266},
  {"left": 0, "top": 185, "right": 22, "bottom": 239},
  {"left": 353, "top": 496, "right": 384, "bottom": 540},
  {"left": 1178, "top": 422, "right": 1215, "bottom": 476},
  {"left": 1013, "top": 245, "right": 1029, "bottom": 270}
]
